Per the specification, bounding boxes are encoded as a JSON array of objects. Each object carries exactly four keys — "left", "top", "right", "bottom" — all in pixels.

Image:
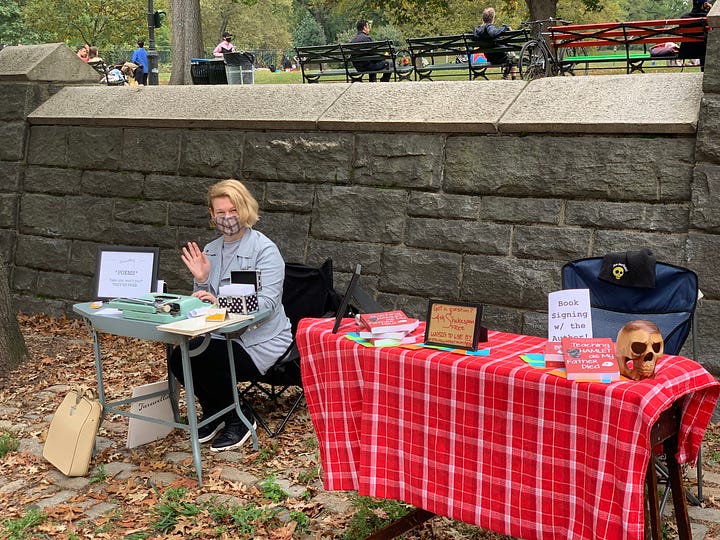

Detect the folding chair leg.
[{"left": 242, "top": 391, "right": 306, "bottom": 438}]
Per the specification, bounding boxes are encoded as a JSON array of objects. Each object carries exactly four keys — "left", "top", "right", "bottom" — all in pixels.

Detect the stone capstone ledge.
[
  {"left": 501, "top": 73, "right": 703, "bottom": 134},
  {"left": 0, "top": 43, "right": 99, "bottom": 83},
  {"left": 26, "top": 73, "right": 704, "bottom": 135}
]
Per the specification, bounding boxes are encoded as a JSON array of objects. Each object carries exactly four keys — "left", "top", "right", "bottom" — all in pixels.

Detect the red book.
[
  {"left": 561, "top": 337, "right": 620, "bottom": 382},
  {"left": 357, "top": 310, "right": 420, "bottom": 334},
  {"left": 543, "top": 341, "right": 565, "bottom": 369}
]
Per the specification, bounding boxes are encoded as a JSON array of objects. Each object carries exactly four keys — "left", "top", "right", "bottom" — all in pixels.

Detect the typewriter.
[{"left": 108, "top": 293, "right": 207, "bottom": 324}]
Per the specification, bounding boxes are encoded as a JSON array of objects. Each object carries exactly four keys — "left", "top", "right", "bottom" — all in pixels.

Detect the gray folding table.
[{"left": 73, "top": 302, "right": 269, "bottom": 486}]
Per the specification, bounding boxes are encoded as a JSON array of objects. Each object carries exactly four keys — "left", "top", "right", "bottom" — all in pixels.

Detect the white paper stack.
[{"left": 219, "top": 283, "right": 256, "bottom": 296}]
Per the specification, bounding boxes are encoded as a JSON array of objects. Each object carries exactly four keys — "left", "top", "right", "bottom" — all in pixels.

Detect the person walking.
[
  {"left": 350, "top": 19, "right": 391, "bottom": 82},
  {"left": 131, "top": 40, "right": 149, "bottom": 85}
]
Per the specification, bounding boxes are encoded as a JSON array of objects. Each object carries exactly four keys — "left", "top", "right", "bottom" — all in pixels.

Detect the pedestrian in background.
[{"left": 131, "top": 40, "right": 149, "bottom": 85}]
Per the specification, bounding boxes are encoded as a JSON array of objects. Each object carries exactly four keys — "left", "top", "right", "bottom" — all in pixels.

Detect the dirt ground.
[{"left": 1, "top": 313, "right": 719, "bottom": 539}]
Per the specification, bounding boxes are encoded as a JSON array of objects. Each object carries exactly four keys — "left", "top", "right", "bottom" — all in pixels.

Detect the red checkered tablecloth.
[{"left": 298, "top": 318, "right": 720, "bottom": 540}]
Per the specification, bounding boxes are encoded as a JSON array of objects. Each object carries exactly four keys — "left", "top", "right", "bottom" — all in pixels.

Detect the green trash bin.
[{"left": 224, "top": 52, "right": 255, "bottom": 85}]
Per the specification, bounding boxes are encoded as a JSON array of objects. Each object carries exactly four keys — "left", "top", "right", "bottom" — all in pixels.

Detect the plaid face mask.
[{"left": 214, "top": 215, "right": 243, "bottom": 236}]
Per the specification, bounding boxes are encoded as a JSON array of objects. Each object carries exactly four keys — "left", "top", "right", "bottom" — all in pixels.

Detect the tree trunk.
[
  {"left": 169, "top": 0, "right": 204, "bottom": 85},
  {"left": 0, "top": 259, "right": 28, "bottom": 375},
  {"left": 526, "top": 0, "right": 558, "bottom": 21}
]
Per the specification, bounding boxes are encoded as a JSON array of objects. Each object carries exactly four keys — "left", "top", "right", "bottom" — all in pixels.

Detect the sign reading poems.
[
  {"left": 94, "top": 246, "right": 160, "bottom": 300},
  {"left": 424, "top": 300, "right": 486, "bottom": 351}
]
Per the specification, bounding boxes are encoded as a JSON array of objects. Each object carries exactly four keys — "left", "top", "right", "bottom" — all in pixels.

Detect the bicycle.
[{"left": 518, "top": 18, "right": 589, "bottom": 80}]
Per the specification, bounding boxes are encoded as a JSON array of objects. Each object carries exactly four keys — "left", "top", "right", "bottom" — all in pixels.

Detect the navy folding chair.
[
  {"left": 562, "top": 256, "right": 703, "bottom": 505},
  {"left": 561, "top": 258, "right": 698, "bottom": 357}
]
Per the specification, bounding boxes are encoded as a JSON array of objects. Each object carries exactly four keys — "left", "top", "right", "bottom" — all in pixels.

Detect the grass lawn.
[{"left": 157, "top": 62, "right": 701, "bottom": 85}]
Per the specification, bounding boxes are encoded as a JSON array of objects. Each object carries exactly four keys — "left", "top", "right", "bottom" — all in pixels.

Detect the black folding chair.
[
  {"left": 241, "top": 260, "right": 383, "bottom": 437},
  {"left": 240, "top": 258, "right": 340, "bottom": 437}
]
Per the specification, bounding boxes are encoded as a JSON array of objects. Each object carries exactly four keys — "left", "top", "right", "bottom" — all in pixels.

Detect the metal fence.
[{"left": 103, "top": 47, "right": 295, "bottom": 70}]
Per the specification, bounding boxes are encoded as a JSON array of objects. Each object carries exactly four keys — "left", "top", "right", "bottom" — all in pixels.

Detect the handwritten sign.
[
  {"left": 547, "top": 288, "right": 592, "bottom": 342},
  {"left": 424, "top": 300, "right": 484, "bottom": 351}
]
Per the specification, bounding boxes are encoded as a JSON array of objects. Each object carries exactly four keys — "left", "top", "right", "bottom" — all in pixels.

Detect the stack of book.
[{"left": 356, "top": 310, "right": 422, "bottom": 347}]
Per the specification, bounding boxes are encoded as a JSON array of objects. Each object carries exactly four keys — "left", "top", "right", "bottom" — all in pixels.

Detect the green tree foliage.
[
  {"left": 292, "top": 12, "right": 326, "bottom": 46},
  {"left": 336, "top": 23, "right": 405, "bottom": 48},
  {"left": 0, "top": 0, "right": 48, "bottom": 44},
  {"left": 200, "top": 0, "right": 292, "bottom": 51},
  {"left": 621, "top": 0, "right": 689, "bottom": 20},
  {"left": 23, "top": 0, "right": 148, "bottom": 48}
]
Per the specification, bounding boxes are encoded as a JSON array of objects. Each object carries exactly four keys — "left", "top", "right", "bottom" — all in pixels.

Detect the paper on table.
[
  {"left": 96, "top": 307, "right": 123, "bottom": 317},
  {"left": 157, "top": 313, "right": 253, "bottom": 336}
]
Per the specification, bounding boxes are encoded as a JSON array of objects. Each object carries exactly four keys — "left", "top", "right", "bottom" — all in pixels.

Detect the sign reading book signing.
[
  {"left": 424, "top": 300, "right": 486, "bottom": 351},
  {"left": 547, "top": 288, "right": 592, "bottom": 342}
]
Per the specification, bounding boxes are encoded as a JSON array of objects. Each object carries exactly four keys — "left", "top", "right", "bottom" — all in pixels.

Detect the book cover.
[
  {"left": 561, "top": 337, "right": 620, "bottom": 383},
  {"left": 543, "top": 341, "right": 565, "bottom": 369},
  {"left": 357, "top": 310, "right": 420, "bottom": 334}
]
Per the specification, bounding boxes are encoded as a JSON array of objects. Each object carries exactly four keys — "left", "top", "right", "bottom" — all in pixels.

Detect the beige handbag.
[{"left": 43, "top": 386, "right": 102, "bottom": 476}]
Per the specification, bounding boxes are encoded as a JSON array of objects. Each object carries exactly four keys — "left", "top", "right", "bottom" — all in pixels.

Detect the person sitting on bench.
[
  {"left": 350, "top": 19, "right": 391, "bottom": 82},
  {"left": 472, "top": 7, "right": 517, "bottom": 79}
]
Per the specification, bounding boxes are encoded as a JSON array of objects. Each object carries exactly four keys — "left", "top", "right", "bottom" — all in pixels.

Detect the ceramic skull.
[{"left": 615, "top": 320, "right": 664, "bottom": 380}]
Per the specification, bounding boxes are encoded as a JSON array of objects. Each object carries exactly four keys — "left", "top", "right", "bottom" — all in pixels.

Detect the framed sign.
[
  {"left": 332, "top": 264, "right": 362, "bottom": 333},
  {"left": 424, "top": 300, "right": 485, "bottom": 351},
  {"left": 93, "top": 246, "right": 160, "bottom": 300}
]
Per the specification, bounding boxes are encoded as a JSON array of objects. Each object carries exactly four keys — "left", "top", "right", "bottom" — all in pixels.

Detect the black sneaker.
[
  {"left": 197, "top": 414, "right": 225, "bottom": 444},
  {"left": 210, "top": 412, "right": 256, "bottom": 452}
]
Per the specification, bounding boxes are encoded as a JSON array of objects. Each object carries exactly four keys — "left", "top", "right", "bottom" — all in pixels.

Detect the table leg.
[
  {"left": 646, "top": 403, "right": 691, "bottom": 540},
  {"left": 665, "top": 433, "right": 691, "bottom": 540},
  {"left": 646, "top": 454, "right": 661, "bottom": 540},
  {"left": 179, "top": 340, "right": 204, "bottom": 486},
  {"left": 166, "top": 344, "right": 181, "bottom": 423},
  {"left": 90, "top": 330, "right": 107, "bottom": 421},
  {"left": 363, "top": 508, "right": 435, "bottom": 540},
  {"left": 225, "top": 336, "right": 258, "bottom": 450}
]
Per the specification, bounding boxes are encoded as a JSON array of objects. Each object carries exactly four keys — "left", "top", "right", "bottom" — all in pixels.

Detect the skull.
[
  {"left": 615, "top": 320, "right": 664, "bottom": 380},
  {"left": 612, "top": 265, "right": 625, "bottom": 280}
]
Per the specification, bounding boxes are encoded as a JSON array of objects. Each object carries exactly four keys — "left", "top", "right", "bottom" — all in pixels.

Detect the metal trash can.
[
  {"left": 208, "top": 58, "right": 228, "bottom": 84},
  {"left": 224, "top": 52, "right": 255, "bottom": 85},
  {"left": 190, "top": 58, "right": 211, "bottom": 85}
]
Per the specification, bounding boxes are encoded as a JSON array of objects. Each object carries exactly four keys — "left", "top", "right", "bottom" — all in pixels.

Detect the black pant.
[
  {"left": 169, "top": 337, "right": 261, "bottom": 416},
  {"left": 355, "top": 60, "right": 392, "bottom": 82}
]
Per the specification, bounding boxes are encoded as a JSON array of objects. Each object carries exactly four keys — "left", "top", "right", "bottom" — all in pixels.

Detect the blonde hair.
[{"left": 207, "top": 179, "right": 259, "bottom": 228}]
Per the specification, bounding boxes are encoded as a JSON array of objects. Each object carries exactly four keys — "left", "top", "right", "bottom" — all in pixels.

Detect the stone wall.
[{"left": 2, "top": 21, "right": 720, "bottom": 375}]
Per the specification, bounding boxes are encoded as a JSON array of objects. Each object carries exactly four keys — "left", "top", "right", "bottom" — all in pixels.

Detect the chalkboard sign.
[{"left": 424, "top": 300, "right": 485, "bottom": 351}]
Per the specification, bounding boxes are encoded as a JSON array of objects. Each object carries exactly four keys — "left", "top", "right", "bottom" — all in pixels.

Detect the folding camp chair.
[
  {"left": 240, "top": 260, "right": 382, "bottom": 437},
  {"left": 561, "top": 255, "right": 703, "bottom": 506}
]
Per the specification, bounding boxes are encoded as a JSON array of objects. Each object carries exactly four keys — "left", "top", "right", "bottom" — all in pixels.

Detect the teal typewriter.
[{"left": 108, "top": 293, "right": 207, "bottom": 324}]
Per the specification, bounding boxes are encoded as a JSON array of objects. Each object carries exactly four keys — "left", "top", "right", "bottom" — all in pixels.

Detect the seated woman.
[{"left": 169, "top": 179, "right": 292, "bottom": 451}]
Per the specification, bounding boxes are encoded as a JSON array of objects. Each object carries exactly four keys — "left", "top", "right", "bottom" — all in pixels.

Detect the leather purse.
[{"left": 43, "top": 386, "right": 102, "bottom": 476}]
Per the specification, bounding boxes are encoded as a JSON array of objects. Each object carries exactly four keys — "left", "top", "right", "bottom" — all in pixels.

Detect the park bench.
[
  {"left": 295, "top": 40, "right": 412, "bottom": 83},
  {"left": 548, "top": 17, "right": 709, "bottom": 75},
  {"left": 406, "top": 30, "right": 529, "bottom": 81},
  {"left": 295, "top": 44, "right": 347, "bottom": 83}
]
